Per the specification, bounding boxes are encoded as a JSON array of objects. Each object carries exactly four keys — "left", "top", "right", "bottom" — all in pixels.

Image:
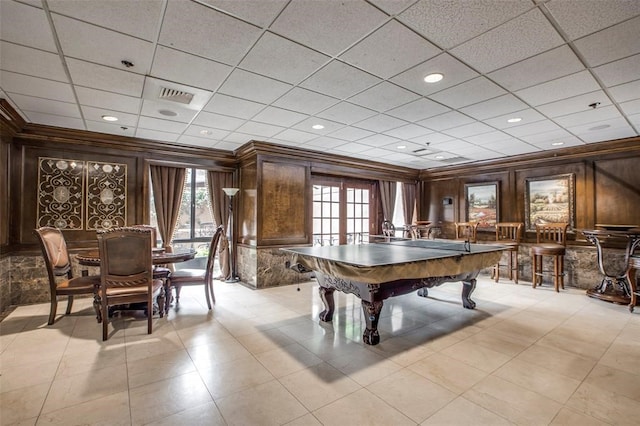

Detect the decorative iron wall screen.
[{"left": 36, "top": 157, "right": 127, "bottom": 230}]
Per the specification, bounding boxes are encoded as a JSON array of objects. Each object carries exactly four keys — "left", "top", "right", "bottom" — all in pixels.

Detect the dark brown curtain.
[
  {"left": 207, "top": 171, "right": 233, "bottom": 280},
  {"left": 150, "top": 165, "right": 185, "bottom": 253},
  {"left": 378, "top": 180, "right": 397, "bottom": 224},
  {"left": 402, "top": 182, "right": 417, "bottom": 228}
]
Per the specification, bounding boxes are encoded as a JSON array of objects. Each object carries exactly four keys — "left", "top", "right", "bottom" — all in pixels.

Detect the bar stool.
[
  {"left": 454, "top": 222, "right": 478, "bottom": 243},
  {"left": 531, "top": 223, "right": 569, "bottom": 292},
  {"left": 492, "top": 222, "right": 523, "bottom": 283},
  {"left": 627, "top": 255, "right": 640, "bottom": 313}
]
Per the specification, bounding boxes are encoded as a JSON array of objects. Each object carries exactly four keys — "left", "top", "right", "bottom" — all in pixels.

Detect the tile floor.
[{"left": 1, "top": 276, "right": 639, "bottom": 425}]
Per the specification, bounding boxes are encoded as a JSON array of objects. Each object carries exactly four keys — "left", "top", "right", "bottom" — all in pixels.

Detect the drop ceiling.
[{"left": 1, "top": 0, "right": 639, "bottom": 170}]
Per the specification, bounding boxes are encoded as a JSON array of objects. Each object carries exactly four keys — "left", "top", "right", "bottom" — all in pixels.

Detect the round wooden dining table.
[{"left": 75, "top": 248, "right": 196, "bottom": 315}]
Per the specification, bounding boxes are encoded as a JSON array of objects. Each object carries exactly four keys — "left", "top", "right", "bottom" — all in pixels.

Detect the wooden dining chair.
[
  {"left": 168, "top": 225, "right": 224, "bottom": 310},
  {"left": 492, "top": 222, "right": 523, "bottom": 283},
  {"left": 454, "top": 222, "right": 479, "bottom": 243},
  {"left": 97, "top": 226, "right": 164, "bottom": 340},
  {"left": 34, "top": 227, "right": 102, "bottom": 325}
]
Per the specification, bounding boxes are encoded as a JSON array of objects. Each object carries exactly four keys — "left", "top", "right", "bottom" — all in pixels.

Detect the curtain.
[
  {"left": 149, "top": 165, "right": 185, "bottom": 253},
  {"left": 402, "top": 182, "right": 417, "bottom": 237},
  {"left": 378, "top": 180, "right": 397, "bottom": 224},
  {"left": 207, "top": 171, "right": 233, "bottom": 280}
]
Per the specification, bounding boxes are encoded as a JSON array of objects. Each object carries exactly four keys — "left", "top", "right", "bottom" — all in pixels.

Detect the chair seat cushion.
[
  {"left": 57, "top": 275, "right": 101, "bottom": 292},
  {"left": 105, "top": 279, "right": 163, "bottom": 296},
  {"left": 531, "top": 243, "right": 566, "bottom": 256},
  {"left": 170, "top": 269, "right": 205, "bottom": 283}
]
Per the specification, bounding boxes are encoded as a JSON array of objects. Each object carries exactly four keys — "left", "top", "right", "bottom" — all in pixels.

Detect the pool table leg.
[
  {"left": 318, "top": 286, "right": 336, "bottom": 321},
  {"left": 461, "top": 278, "right": 477, "bottom": 309},
  {"left": 362, "top": 300, "right": 383, "bottom": 345}
]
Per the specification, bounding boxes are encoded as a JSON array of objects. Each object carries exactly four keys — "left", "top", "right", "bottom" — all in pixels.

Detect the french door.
[{"left": 312, "top": 178, "right": 375, "bottom": 246}]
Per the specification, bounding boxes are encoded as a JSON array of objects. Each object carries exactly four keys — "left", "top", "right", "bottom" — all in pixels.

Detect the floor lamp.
[{"left": 222, "top": 187, "right": 240, "bottom": 283}]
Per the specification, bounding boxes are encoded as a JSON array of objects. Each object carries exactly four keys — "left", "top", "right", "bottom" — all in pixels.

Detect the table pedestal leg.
[
  {"left": 461, "top": 278, "right": 477, "bottom": 309},
  {"left": 318, "top": 286, "right": 335, "bottom": 322},
  {"left": 362, "top": 300, "right": 383, "bottom": 345}
]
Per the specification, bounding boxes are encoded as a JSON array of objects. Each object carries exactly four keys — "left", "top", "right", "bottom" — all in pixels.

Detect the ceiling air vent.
[
  {"left": 412, "top": 148, "right": 428, "bottom": 154},
  {"left": 158, "top": 87, "right": 194, "bottom": 105},
  {"left": 439, "top": 156, "right": 470, "bottom": 164}
]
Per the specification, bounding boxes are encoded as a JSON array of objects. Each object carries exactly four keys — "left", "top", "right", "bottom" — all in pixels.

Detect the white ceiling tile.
[
  {"left": 391, "top": 53, "right": 479, "bottom": 97},
  {"left": 214, "top": 140, "right": 245, "bottom": 150},
  {"left": 573, "top": 16, "right": 640, "bottom": 67},
  {"left": 266, "top": 138, "right": 305, "bottom": 148},
  {"left": 52, "top": 14, "right": 154, "bottom": 74},
  {"left": 75, "top": 87, "right": 141, "bottom": 115},
  {"left": 608, "top": 79, "right": 640, "bottom": 104},
  {"left": 300, "top": 60, "right": 381, "bottom": 99},
  {"left": 140, "top": 100, "right": 198, "bottom": 123},
  {"left": 465, "top": 131, "right": 518, "bottom": 146},
  {"left": 515, "top": 70, "right": 600, "bottom": 106},
  {"left": 135, "top": 128, "right": 179, "bottom": 142},
  {"left": 218, "top": 69, "right": 292, "bottom": 104},
  {"left": 536, "top": 91, "right": 611, "bottom": 118},
  {"left": 292, "top": 117, "right": 344, "bottom": 134},
  {"left": 271, "top": 128, "right": 317, "bottom": 143},
  {"left": 302, "top": 137, "right": 347, "bottom": 150},
  {"left": 592, "top": 54, "right": 640, "bottom": 87},
  {"left": 491, "top": 140, "right": 540, "bottom": 156},
  {"left": 409, "top": 131, "right": 454, "bottom": 144},
  {"left": 200, "top": 0, "right": 287, "bottom": 28},
  {"left": 545, "top": 0, "right": 640, "bottom": 40},
  {"left": 47, "top": 0, "right": 164, "bottom": 41},
  {"left": 0, "top": 0, "right": 57, "bottom": 51},
  {"left": 183, "top": 125, "right": 229, "bottom": 140},
  {"left": 0, "top": 42, "right": 68, "bottom": 82},
  {"left": 177, "top": 135, "right": 218, "bottom": 148},
  {"left": 398, "top": 0, "right": 531, "bottom": 49},
  {"left": 429, "top": 77, "right": 506, "bottom": 109},
  {"left": 451, "top": 9, "right": 564, "bottom": 73},
  {"left": 575, "top": 121, "right": 636, "bottom": 143},
  {"left": 383, "top": 123, "right": 432, "bottom": 140},
  {"left": 203, "top": 93, "right": 265, "bottom": 119},
  {"left": 317, "top": 102, "right": 377, "bottom": 125},
  {"left": 443, "top": 122, "right": 494, "bottom": 138},
  {"left": 23, "top": 111, "right": 84, "bottom": 129},
  {"left": 532, "top": 137, "right": 585, "bottom": 150},
  {"left": 357, "top": 133, "right": 401, "bottom": 148},
  {"left": 223, "top": 132, "right": 256, "bottom": 143},
  {"left": 139, "top": 115, "right": 187, "bottom": 133},
  {"left": 151, "top": 46, "right": 232, "bottom": 92},
  {"left": 81, "top": 105, "right": 138, "bottom": 127},
  {"left": 627, "top": 113, "right": 640, "bottom": 128},
  {"left": 386, "top": 98, "right": 450, "bottom": 122},
  {"left": 483, "top": 108, "right": 547, "bottom": 130},
  {"left": 67, "top": 59, "right": 145, "bottom": 97},
  {"left": 383, "top": 140, "right": 431, "bottom": 152},
  {"left": 239, "top": 32, "right": 329, "bottom": 84},
  {"left": 503, "top": 119, "right": 562, "bottom": 137},
  {"left": 159, "top": 0, "right": 261, "bottom": 65},
  {"left": 192, "top": 111, "right": 244, "bottom": 131},
  {"left": 235, "top": 121, "right": 285, "bottom": 138},
  {"left": 417, "top": 111, "right": 475, "bottom": 131},
  {"left": 348, "top": 82, "right": 420, "bottom": 112},
  {"left": 273, "top": 88, "right": 338, "bottom": 115},
  {"left": 620, "top": 99, "right": 640, "bottom": 115},
  {"left": 565, "top": 115, "right": 631, "bottom": 133},
  {"left": 328, "top": 126, "right": 374, "bottom": 141},
  {"left": 460, "top": 94, "right": 528, "bottom": 120},
  {"left": 519, "top": 128, "right": 577, "bottom": 144},
  {"left": 85, "top": 120, "right": 136, "bottom": 137},
  {"left": 368, "top": 0, "right": 415, "bottom": 16},
  {"left": 487, "top": 45, "right": 585, "bottom": 91},
  {"left": 271, "top": 0, "right": 387, "bottom": 56},
  {"left": 8, "top": 93, "right": 80, "bottom": 117},
  {"left": 252, "top": 106, "right": 308, "bottom": 127},
  {"left": 353, "top": 114, "right": 406, "bottom": 133},
  {"left": 333, "top": 142, "right": 374, "bottom": 154},
  {"left": 0, "top": 71, "right": 75, "bottom": 103},
  {"left": 340, "top": 20, "right": 440, "bottom": 79}
]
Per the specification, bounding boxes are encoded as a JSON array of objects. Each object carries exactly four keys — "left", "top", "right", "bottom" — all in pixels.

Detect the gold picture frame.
[{"left": 525, "top": 174, "right": 575, "bottom": 230}]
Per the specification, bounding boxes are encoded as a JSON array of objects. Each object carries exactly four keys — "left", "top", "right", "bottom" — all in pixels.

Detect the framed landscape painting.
[
  {"left": 525, "top": 174, "right": 575, "bottom": 230},
  {"left": 465, "top": 182, "right": 498, "bottom": 228}
]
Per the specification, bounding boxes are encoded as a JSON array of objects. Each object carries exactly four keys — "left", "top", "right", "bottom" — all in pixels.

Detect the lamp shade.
[{"left": 222, "top": 187, "right": 240, "bottom": 197}]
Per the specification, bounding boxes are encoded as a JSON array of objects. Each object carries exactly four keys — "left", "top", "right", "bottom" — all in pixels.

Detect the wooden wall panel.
[
  {"left": 258, "top": 159, "right": 309, "bottom": 245},
  {"left": 239, "top": 161, "right": 257, "bottom": 245},
  {"left": 594, "top": 157, "right": 640, "bottom": 225}
]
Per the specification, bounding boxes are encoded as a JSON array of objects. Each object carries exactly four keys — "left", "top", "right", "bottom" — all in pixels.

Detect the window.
[
  {"left": 312, "top": 179, "right": 373, "bottom": 245},
  {"left": 150, "top": 168, "right": 215, "bottom": 269}
]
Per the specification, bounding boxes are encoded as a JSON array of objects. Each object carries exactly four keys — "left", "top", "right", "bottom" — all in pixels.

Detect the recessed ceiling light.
[
  {"left": 435, "top": 155, "right": 445, "bottom": 159},
  {"left": 551, "top": 142, "right": 564, "bottom": 146},
  {"left": 423, "top": 73, "right": 444, "bottom": 83},
  {"left": 312, "top": 124, "right": 324, "bottom": 130},
  {"left": 397, "top": 145, "right": 406, "bottom": 149},
  {"left": 199, "top": 130, "right": 212, "bottom": 136},
  {"left": 158, "top": 109, "right": 177, "bottom": 117},
  {"left": 507, "top": 117, "right": 522, "bottom": 123},
  {"left": 101, "top": 115, "right": 118, "bottom": 122}
]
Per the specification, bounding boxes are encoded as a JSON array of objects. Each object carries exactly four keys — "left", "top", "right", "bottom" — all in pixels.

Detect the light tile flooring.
[{"left": 1, "top": 276, "right": 639, "bottom": 425}]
